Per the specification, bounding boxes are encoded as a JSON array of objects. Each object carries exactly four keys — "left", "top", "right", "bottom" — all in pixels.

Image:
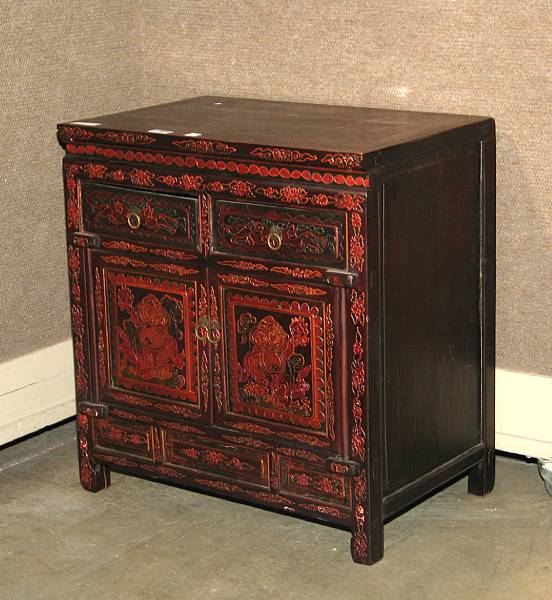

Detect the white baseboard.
[
  {"left": 495, "top": 368, "right": 552, "bottom": 459},
  {"left": 1, "top": 343, "right": 551, "bottom": 460},
  {"left": 0, "top": 340, "right": 76, "bottom": 446}
]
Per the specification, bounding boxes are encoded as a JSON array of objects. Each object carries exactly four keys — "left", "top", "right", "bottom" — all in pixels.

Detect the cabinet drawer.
[
  {"left": 163, "top": 430, "right": 270, "bottom": 488},
  {"left": 214, "top": 200, "right": 347, "bottom": 269},
  {"left": 82, "top": 182, "right": 198, "bottom": 251},
  {"left": 279, "top": 457, "right": 351, "bottom": 508},
  {"left": 93, "top": 416, "right": 156, "bottom": 461}
]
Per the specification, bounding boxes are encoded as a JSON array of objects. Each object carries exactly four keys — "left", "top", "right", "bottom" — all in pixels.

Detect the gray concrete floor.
[{"left": 0, "top": 422, "right": 550, "bottom": 600}]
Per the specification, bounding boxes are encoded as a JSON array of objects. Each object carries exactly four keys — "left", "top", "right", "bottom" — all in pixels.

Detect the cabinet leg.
[
  {"left": 350, "top": 519, "right": 384, "bottom": 565},
  {"left": 350, "top": 470, "right": 384, "bottom": 565},
  {"left": 468, "top": 449, "right": 495, "bottom": 496},
  {"left": 76, "top": 413, "right": 110, "bottom": 492}
]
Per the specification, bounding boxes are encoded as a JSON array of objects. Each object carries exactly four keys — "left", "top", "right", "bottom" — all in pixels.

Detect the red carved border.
[
  {"left": 66, "top": 144, "right": 370, "bottom": 188},
  {"left": 350, "top": 289, "right": 366, "bottom": 461}
]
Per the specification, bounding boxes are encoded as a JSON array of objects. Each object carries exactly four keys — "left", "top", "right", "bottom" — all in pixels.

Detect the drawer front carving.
[
  {"left": 280, "top": 457, "right": 351, "bottom": 507},
  {"left": 93, "top": 416, "right": 155, "bottom": 461},
  {"left": 163, "top": 430, "right": 270, "bottom": 488},
  {"left": 92, "top": 255, "right": 210, "bottom": 419},
  {"left": 82, "top": 182, "right": 197, "bottom": 251},
  {"left": 214, "top": 200, "right": 346, "bottom": 269},
  {"left": 214, "top": 280, "right": 339, "bottom": 448}
]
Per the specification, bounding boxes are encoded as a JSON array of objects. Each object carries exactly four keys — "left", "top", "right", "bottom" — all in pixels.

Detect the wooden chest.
[{"left": 57, "top": 96, "right": 495, "bottom": 565}]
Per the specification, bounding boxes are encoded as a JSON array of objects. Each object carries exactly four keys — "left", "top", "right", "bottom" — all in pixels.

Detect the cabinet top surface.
[{"left": 60, "top": 95, "right": 491, "bottom": 155}]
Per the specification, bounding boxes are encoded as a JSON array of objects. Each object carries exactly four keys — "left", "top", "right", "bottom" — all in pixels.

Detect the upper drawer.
[
  {"left": 81, "top": 182, "right": 198, "bottom": 251},
  {"left": 213, "top": 199, "right": 347, "bottom": 270}
]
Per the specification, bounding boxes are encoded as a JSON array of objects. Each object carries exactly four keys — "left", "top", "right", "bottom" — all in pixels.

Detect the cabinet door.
[
  {"left": 91, "top": 252, "right": 211, "bottom": 423},
  {"left": 210, "top": 272, "right": 345, "bottom": 452}
]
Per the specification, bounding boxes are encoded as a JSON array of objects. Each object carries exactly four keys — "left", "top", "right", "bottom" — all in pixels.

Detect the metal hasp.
[{"left": 537, "top": 459, "right": 552, "bottom": 497}]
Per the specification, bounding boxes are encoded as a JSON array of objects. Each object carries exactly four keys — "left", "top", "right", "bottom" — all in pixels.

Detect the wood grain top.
[{"left": 61, "top": 95, "right": 492, "bottom": 155}]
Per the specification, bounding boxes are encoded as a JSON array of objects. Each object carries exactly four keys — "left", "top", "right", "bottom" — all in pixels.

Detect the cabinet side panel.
[{"left": 384, "top": 148, "right": 481, "bottom": 494}]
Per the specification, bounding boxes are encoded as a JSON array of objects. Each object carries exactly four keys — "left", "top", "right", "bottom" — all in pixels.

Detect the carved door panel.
[
  {"left": 91, "top": 252, "right": 211, "bottom": 423},
  {"left": 210, "top": 272, "right": 346, "bottom": 453}
]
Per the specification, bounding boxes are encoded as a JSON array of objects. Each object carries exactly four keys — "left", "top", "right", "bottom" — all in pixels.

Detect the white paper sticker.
[
  {"left": 148, "top": 129, "right": 174, "bottom": 134},
  {"left": 70, "top": 121, "right": 101, "bottom": 127},
  {"left": 184, "top": 132, "right": 203, "bottom": 137}
]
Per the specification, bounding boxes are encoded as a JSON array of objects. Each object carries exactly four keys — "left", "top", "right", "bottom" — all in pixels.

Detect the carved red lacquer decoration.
[
  {"left": 109, "top": 408, "right": 153, "bottom": 423},
  {"left": 76, "top": 413, "right": 94, "bottom": 489},
  {"left": 67, "top": 246, "right": 88, "bottom": 397},
  {"left": 269, "top": 266, "right": 323, "bottom": 280},
  {"left": 299, "top": 503, "right": 349, "bottom": 519},
  {"left": 195, "top": 479, "right": 245, "bottom": 494},
  {"left": 64, "top": 163, "right": 82, "bottom": 230},
  {"left": 59, "top": 126, "right": 94, "bottom": 141},
  {"left": 230, "top": 422, "right": 273, "bottom": 435},
  {"left": 276, "top": 431, "right": 330, "bottom": 447},
  {"left": 210, "top": 287, "right": 224, "bottom": 413},
  {"left": 245, "top": 490, "right": 294, "bottom": 506},
  {"left": 257, "top": 185, "right": 366, "bottom": 211},
  {"left": 350, "top": 289, "right": 366, "bottom": 462},
  {"left": 325, "top": 305, "right": 335, "bottom": 440},
  {"left": 102, "top": 240, "right": 196, "bottom": 261},
  {"left": 222, "top": 435, "right": 272, "bottom": 450},
  {"left": 66, "top": 144, "right": 370, "bottom": 188},
  {"left": 270, "top": 283, "right": 326, "bottom": 297},
  {"left": 321, "top": 153, "right": 363, "bottom": 169},
  {"left": 94, "top": 453, "right": 140, "bottom": 469},
  {"left": 217, "top": 273, "right": 269, "bottom": 288},
  {"left": 96, "top": 131, "right": 157, "bottom": 145},
  {"left": 287, "top": 471, "right": 346, "bottom": 501},
  {"left": 96, "top": 421, "right": 149, "bottom": 450},
  {"left": 217, "top": 273, "right": 326, "bottom": 297},
  {"left": 351, "top": 469, "right": 368, "bottom": 563},
  {"left": 156, "top": 173, "right": 204, "bottom": 192},
  {"left": 275, "top": 447, "right": 324, "bottom": 464},
  {"left": 158, "top": 421, "right": 204, "bottom": 435},
  {"left": 250, "top": 147, "right": 318, "bottom": 163},
  {"left": 172, "top": 139, "right": 237, "bottom": 154},
  {"left": 94, "top": 268, "right": 107, "bottom": 387},
  {"left": 217, "top": 260, "right": 269, "bottom": 272},
  {"left": 199, "top": 192, "right": 211, "bottom": 255},
  {"left": 349, "top": 212, "right": 365, "bottom": 272},
  {"left": 100, "top": 255, "right": 198, "bottom": 277}
]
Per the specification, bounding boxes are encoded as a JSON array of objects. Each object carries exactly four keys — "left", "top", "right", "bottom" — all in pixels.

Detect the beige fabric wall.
[
  {"left": 1, "top": 1, "right": 550, "bottom": 377},
  {"left": 0, "top": 1, "right": 144, "bottom": 362}
]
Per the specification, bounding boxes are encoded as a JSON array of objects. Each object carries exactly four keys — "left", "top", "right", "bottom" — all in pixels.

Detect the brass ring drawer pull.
[
  {"left": 267, "top": 225, "right": 283, "bottom": 251},
  {"left": 127, "top": 209, "right": 141, "bottom": 230},
  {"left": 207, "top": 320, "right": 221, "bottom": 344},
  {"left": 194, "top": 317, "right": 209, "bottom": 342}
]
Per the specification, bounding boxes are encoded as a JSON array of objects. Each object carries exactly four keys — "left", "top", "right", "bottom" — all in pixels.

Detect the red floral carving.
[
  {"left": 129, "top": 168, "right": 155, "bottom": 187},
  {"left": 96, "top": 131, "right": 156, "bottom": 145},
  {"left": 321, "top": 153, "right": 363, "bottom": 169},
  {"left": 250, "top": 147, "right": 318, "bottom": 163},
  {"left": 59, "top": 126, "right": 94, "bottom": 141},
  {"left": 172, "top": 139, "right": 237, "bottom": 154},
  {"left": 156, "top": 173, "right": 204, "bottom": 191}
]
